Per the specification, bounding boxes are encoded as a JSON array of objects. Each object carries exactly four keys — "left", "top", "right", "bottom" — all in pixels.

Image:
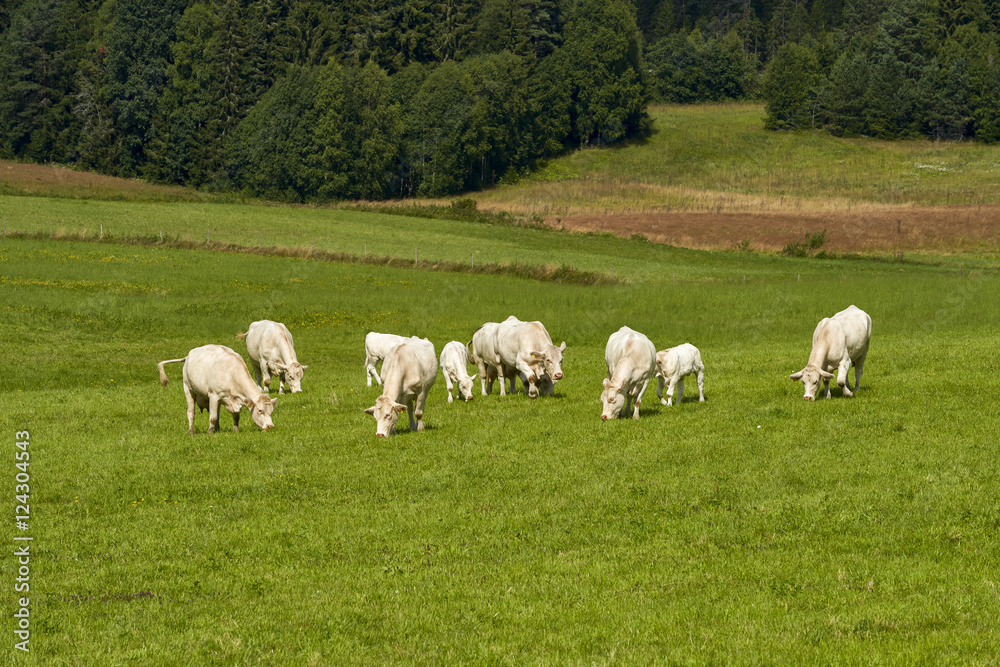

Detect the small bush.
[{"left": 781, "top": 229, "right": 827, "bottom": 257}]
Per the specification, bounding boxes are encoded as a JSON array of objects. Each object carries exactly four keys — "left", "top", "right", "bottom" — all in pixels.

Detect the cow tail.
[
  {"left": 157, "top": 358, "right": 186, "bottom": 386},
  {"left": 235, "top": 331, "right": 248, "bottom": 341}
]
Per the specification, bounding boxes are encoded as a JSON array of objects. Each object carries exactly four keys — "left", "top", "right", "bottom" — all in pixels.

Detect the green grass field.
[
  {"left": 478, "top": 104, "right": 1000, "bottom": 213},
  {"left": 4, "top": 188, "right": 1000, "bottom": 663}
]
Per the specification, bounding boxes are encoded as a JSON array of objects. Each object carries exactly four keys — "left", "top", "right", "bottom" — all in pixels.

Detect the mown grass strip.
[{"left": 3, "top": 230, "right": 618, "bottom": 286}]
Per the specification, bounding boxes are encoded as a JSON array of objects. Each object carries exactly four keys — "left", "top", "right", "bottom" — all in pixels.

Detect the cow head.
[
  {"left": 789, "top": 365, "right": 834, "bottom": 401},
  {"left": 600, "top": 378, "right": 625, "bottom": 420},
  {"left": 364, "top": 395, "right": 408, "bottom": 437},
  {"left": 280, "top": 362, "right": 308, "bottom": 393},
  {"left": 529, "top": 342, "right": 567, "bottom": 384},
  {"left": 458, "top": 374, "right": 477, "bottom": 402},
  {"left": 244, "top": 396, "right": 277, "bottom": 430}
]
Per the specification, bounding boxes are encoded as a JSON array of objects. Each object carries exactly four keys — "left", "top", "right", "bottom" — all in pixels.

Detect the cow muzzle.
[
  {"left": 377, "top": 433, "right": 387, "bottom": 439},
  {"left": 804, "top": 396, "right": 814, "bottom": 401},
  {"left": 554, "top": 373, "right": 563, "bottom": 380},
  {"left": 601, "top": 414, "right": 609, "bottom": 420}
]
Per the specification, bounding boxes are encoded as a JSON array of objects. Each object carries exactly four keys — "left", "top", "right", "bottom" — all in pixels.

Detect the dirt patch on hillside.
[
  {"left": 0, "top": 160, "right": 211, "bottom": 200},
  {"left": 541, "top": 206, "right": 1000, "bottom": 253}
]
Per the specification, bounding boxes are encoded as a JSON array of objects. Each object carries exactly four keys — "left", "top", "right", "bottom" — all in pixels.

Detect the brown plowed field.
[{"left": 539, "top": 207, "right": 1000, "bottom": 253}]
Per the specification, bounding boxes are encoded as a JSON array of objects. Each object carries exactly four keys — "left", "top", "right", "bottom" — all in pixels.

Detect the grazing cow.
[
  {"left": 790, "top": 305, "right": 872, "bottom": 400},
  {"left": 467, "top": 322, "right": 502, "bottom": 395},
  {"left": 656, "top": 343, "right": 706, "bottom": 406},
  {"left": 364, "top": 332, "right": 407, "bottom": 387},
  {"left": 440, "top": 341, "right": 477, "bottom": 403},
  {"left": 601, "top": 327, "right": 657, "bottom": 420},
  {"left": 495, "top": 316, "right": 566, "bottom": 398},
  {"left": 158, "top": 344, "right": 277, "bottom": 434},
  {"left": 364, "top": 337, "right": 437, "bottom": 437},
  {"left": 236, "top": 320, "right": 307, "bottom": 394}
]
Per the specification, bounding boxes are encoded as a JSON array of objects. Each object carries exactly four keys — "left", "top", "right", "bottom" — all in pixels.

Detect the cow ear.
[
  {"left": 364, "top": 406, "right": 376, "bottom": 415},
  {"left": 789, "top": 371, "right": 804, "bottom": 381},
  {"left": 819, "top": 370, "right": 835, "bottom": 379},
  {"left": 602, "top": 378, "right": 610, "bottom": 388},
  {"left": 269, "top": 398, "right": 278, "bottom": 408},
  {"left": 244, "top": 398, "right": 253, "bottom": 409},
  {"left": 530, "top": 351, "right": 544, "bottom": 361},
  {"left": 392, "top": 403, "right": 408, "bottom": 413},
  {"left": 299, "top": 364, "right": 308, "bottom": 370},
  {"left": 559, "top": 341, "right": 566, "bottom": 351},
  {"left": 470, "top": 374, "right": 477, "bottom": 381}
]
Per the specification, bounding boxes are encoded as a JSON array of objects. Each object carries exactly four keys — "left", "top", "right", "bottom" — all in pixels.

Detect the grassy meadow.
[
  {"left": 4, "top": 197, "right": 1000, "bottom": 663},
  {"left": 475, "top": 104, "right": 1000, "bottom": 215}
]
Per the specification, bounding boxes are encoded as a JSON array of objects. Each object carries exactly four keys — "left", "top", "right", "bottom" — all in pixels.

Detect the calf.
[
  {"left": 601, "top": 327, "right": 658, "bottom": 420},
  {"left": 364, "top": 337, "right": 437, "bottom": 437},
  {"left": 236, "top": 320, "right": 307, "bottom": 394},
  {"left": 364, "top": 332, "right": 407, "bottom": 386},
  {"left": 158, "top": 344, "right": 277, "bottom": 434},
  {"left": 790, "top": 305, "right": 871, "bottom": 400},
  {"left": 656, "top": 343, "right": 705, "bottom": 406},
  {"left": 468, "top": 322, "right": 501, "bottom": 395},
  {"left": 440, "top": 341, "right": 477, "bottom": 403},
  {"left": 495, "top": 316, "right": 566, "bottom": 398}
]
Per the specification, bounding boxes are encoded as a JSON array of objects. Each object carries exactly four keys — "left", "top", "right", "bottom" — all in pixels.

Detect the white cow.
[
  {"left": 364, "top": 332, "right": 408, "bottom": 387},
  {"left": 468, "top": 322, "right": 502, "bottom": 395},
  {"left": 656, "top": 343, "right": 706, "bottom": 406},
  {"left": 236, "top": 320, "right": 307, "bottom": 394},
  {"left": 495, "top": 316, "right": 566, "bottom": 398},
  {"left": 601, "top": 327, "right": 657, "bottom": 420},
  {"left": 440, "top": 341, "right": 477, "bottom": 403},
  {"left": 790, "top": 305, "right": 872, "bottom": 400},
  {"left": 158, "top": 344, "right": 277, "bottom": 434},
  {"left": 364, "top": 337, "right": 437, "bottom": 437}
]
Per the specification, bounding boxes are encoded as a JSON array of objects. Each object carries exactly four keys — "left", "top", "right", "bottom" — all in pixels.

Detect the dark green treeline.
[
  {"left": 2, "top": 1, "right": 998, "bottom": 202},
  {"left": 0, "top": 0, "right": 646, "bottom": 200}
]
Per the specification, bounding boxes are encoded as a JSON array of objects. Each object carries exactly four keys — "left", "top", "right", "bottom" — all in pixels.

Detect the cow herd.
[{"left": 157, "top": 306, "right": 872, "bottom": 435}]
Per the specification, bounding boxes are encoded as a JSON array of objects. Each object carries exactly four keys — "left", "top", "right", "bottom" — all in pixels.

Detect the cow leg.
[
  {"left": 415, "top": 392, "right": 429, "bottom": 431},
  {"left": 838, "top": 360, "right": 854, "bottom": 397},
  {"left": 634, "top": 379, "right": 651, "bottom": 419},
  {"left": 497, "top": 363, "right": 507, "bottom": 396},
  {"left": 444, "top": 372, "right": 455, "bottom": 403},
  {"left": 208, "top": 395, "right": 221, "bottom": 434},
  {"left": 676, "top": 378, "right": 685, "bottom": 405},
  {"left": 696, "top": 368, "right": 705, "bottom": 402},
  {"left": 657, "top": 376, "right": 667, "bottom": 405},
  {"left": 365, "top": 353, "right": 382, "bottom": 387},
  {"left": 183, "top": 385, "right": 196, "bottom": 435},
  {"left": 664, "top": 377, "right": 677, "bottom": 406},
  {"left": 526, "top": 379, "right": 538, "bottom": 399},
  {"left": 260, "top": 362, "right": 272, "bottom": 393},
  {"left": 232, "top": 407, "right": 241, "bottom": 433},
  {"left": 474, "top": 359, "right": 488, "bottom": 395},
  {"left": 513, "top": 357, "right": 538, "bottom": 398},
  {"left": 251, "top": 359, "right": 264, "bottom": 392},
  {"left": 277, "top": 369, "right": 286, "bottom": 395},
  {"left": 853, "top": 355, "right": 865, "bottom": 391},
  {"left": 823, "top": 378, "right": 832, "bottom": 399}
]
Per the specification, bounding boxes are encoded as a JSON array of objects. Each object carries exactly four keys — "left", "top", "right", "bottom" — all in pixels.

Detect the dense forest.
[{"left": 1, "top": 0, "right": 997, "bottom": 201}]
